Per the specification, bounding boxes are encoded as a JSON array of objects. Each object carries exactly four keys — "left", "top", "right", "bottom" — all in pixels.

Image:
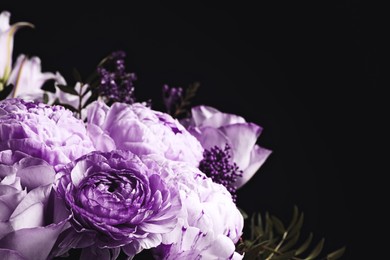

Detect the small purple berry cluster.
[
  {"left": 199, "top": 143, "right": 243, "bottom": 202},
  {"left": 97, "top": 51, "right": 136, "bottom": 104}
]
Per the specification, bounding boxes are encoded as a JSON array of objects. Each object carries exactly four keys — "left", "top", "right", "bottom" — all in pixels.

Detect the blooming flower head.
[
  {"left": 141, "top": 155, "right": 244, "bottom": 259},
  {"left": 0, "top": 98, "right": 95, "bottom": 169},
  {"left": 182, "top": 105, "right": 272, "bottom": 189},
  {"left": 87, "top": 100, "right": 204, "bottom": 167},
  {"left": 0, "top": 11, "right": 33, "bottom": 91},
  {"left": 53, "top": 150, "right": 181, "bottom": 259},
  {"left": 0, "top": 150, "right": 68, "bottom": 260},
  {"left": 6, "top": 54, "right": 65, "bottom": 102}
]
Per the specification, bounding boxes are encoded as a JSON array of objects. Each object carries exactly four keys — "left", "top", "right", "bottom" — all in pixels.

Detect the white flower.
[
  {"left": 0, "top": 11, "right": 33, "bottom": 91},
  {"left": 6, "top": 54, "right": 65, "bottom": 102}
]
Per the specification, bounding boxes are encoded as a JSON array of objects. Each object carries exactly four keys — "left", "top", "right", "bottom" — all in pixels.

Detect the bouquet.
[{"left": 0, "top": 11, "right": 345, "bottom": 260}]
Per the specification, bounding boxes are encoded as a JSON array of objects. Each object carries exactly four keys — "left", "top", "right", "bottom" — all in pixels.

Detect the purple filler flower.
[
  {"left": 0, "top": 150, "right": 68, "bottom": 260},
  {"left": 53, "top": 150, "right": 181, "bottom": 259},
  {"left": 87, "top": 101, "right": 204, "bottom": 167},
  {"left": 0, "top": 98, "right": 95, "bottom": 169},
  {"left": 182, "top": 105, "right": 272, "bottom": 189}
]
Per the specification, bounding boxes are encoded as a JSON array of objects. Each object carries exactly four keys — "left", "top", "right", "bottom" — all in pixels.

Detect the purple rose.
[
  {"left": 0, "top": 150, "right": 68, "bottom": 260},
  {"left": 86, "top": 101, "right": 204, "bottom": 167},
  {"left": 0, "top": 98, "right": 95, "bottom": 169},
  {"left": 141, "top": 155, "right": 244, "bottom": 259},
  {"left": 53, "top": 150, "right": 181, "bottom": 259},
  {"left": 182, "top": 105, "right": 272, "bottom": 188}
]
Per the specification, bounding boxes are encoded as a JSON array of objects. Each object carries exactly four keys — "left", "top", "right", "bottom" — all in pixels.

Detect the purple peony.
[
  {"left": 0, "top": 150, "right": 68, "bottom": 260},
  {"left": 53, "top": 150, "right": 181, "bottom": 259},
  {"left": 86, "top": 100, "right": 204, "bottom": 167},
  {"left": 141, "top": 155, "right": 244, "bottom": 259},
  {"left": 0, "top": 98, "right": 95, "bottom": 169},
  {"left": 182, "top": 105, "right": 272, "bottom": 188}
]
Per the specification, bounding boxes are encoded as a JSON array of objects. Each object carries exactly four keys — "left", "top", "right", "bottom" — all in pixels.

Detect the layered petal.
[
  {"left": 183, "top": 105, "right": 271, "bottom": 189},
  {"left": 87, "top": 101, "right": 203, "bottom": 167}
]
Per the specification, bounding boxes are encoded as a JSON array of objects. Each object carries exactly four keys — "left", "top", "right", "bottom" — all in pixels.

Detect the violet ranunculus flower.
[
  {"left": 141, "top": 155, "right": 244, "bottom": 259},
  {"left": 52, "top": 150, "right": 181, "bottom": 259},
  {"left": 86, "top": 100, "right": 204, "bottom": 167},
  {"left": 0, "top": 150, "right": 68, "bottom": 260},
  {"left": 182, "top": 105, "right": 272, "bottom": 189},
  {"left": 0, "top": 98, "right": 95, "bottom": 169}
]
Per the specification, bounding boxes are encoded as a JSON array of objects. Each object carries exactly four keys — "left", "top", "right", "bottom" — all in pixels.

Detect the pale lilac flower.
[
  {"left": 0, "top": 150, "right": 68, "bottom": 260},
  {"left": 141, "top": 155, "right": 244, "bottom": 259},
  {"left": 6, "top": 54, "right": 65, "bottom": 102},
  {"left": 0, "top": 11, "right": 33, "bottom": 91},
  {"left": 53, "top": 150, "right": 181, "bottom": 259},
  {"left": 183, "top": 105, "right": 272, "bottom": 188},
  {"left": 87, "top": 101, "right": 204, "bottom": 167},
  {"left": 0, "top": 98, "right": 95, "bottom": 169}
]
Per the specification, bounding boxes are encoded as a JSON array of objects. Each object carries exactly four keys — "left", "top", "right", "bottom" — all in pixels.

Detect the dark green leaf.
[
  {"left": 57, "top": 84, "right": 78, "bottom": 96},
  {"left": 272, "top": 250, "right": 297, "bottom": 260},
  {"left": 287, "top": 205, "right": 299, "bottom": 232},
  {"left": 326, "top": 246, "right": 346, "bottom": 260},
  {"left": 295, "top": 232, "right": 313, "bottom": 256},
  {"left": 271, "top": 216, "right": 285, "bottom": 235},
  {"left": 279, "top": 231, "right": 300, "bottom": 252},
  {"left": 305, "top": 238, "right": 325, "bottom": 260},
  {"left": 239, "top": 208, "right": 249, "bottom": 219},
  {"left": 43, "top": 93, "right": 49, "bottom": 104},
  {"left": 72, "top": 68, "right": 82, "bottom": 83},
  {"left": 289, "top": 213, "right": 304, "bottom": 238}
]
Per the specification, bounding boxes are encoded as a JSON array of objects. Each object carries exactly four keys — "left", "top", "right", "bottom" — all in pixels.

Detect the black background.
[{"left": 2, "top": 2, "right": 386, "bottom": 259}]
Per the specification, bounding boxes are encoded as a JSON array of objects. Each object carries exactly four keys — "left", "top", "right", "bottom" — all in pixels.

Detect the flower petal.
[
  {"left": 189, "top": 127, "right": 230, "bottom": 151},
  {"left": 16, "top": 157, "right": 55, "bottom": 190},
  {"left": 236, "top": 145, "right": 272, "bottom": 189},
  {"left": 9, "top": 185, "right": 52, "bottom": 230},
  {"left": 200, "top": 234, "right": 237, "bottom": 259},
  {"left": 0, "top": 248, "right": 27, "bottom": 260},
  {"left": 0, "top": 221, "right": 67, "bottom": 260},
  {"left": 191, "top": 105, "right": 220, "bottom": 126},
  {"left": 220, "top": 123, "right": 262, "bottom": 170}
]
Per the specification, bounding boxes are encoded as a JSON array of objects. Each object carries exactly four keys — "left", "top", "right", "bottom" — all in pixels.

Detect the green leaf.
[
  {"left": 43, "top": 93, "right": 49, "bottom": 104},
  {"left": 289, "top": 212, "right": 304, "bottom": 238},
  {"left": 295, "top": 232, "right": 313, "bottom": 255},
  {"left": 326, "top": 246, "right": 346, "bottom": 260},
  {"left": 57, "top": 84, "right": 78, "bottom": 96},
  {"left": 287, "top": 205, "right": 299, "bottom": 232},
  {"left": 279, "top": 231, "right": 300, "bottom": 252},
  {"left": 238, "top": 207, "right": 249, "bottom": 219},
  {"left": 304, "top": 238, "right": 325, "bottom": 260},
  {"left": 72, "top": 68, "right": 82, "bottom": 83},
  {"left": 271, "top": 215, "right": 285, "bottom": 235},
  {"left": 272, "top": 250, "right": 297, "bottom": 260}
]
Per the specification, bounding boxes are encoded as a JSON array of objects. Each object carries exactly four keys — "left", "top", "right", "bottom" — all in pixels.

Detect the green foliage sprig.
[{"left": 237, "top": 206, "right": 346, "bottom": 260}]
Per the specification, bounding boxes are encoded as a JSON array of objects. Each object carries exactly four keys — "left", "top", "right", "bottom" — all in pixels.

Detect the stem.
[{"left": 265, "top": 231, "right": 288, "bottom": 260}]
